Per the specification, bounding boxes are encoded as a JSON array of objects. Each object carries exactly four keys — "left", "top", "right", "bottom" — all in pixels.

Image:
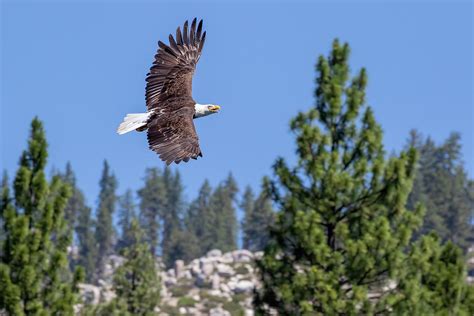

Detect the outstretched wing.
[
  {"left": 145, "top": 18, "right": 206, "bottom": 110},
  {"left": 147, "top": 103, "right": 202, "bottom": 165},
  {"left": 145, "top": 18, "right": 206, "bottom": 164}
]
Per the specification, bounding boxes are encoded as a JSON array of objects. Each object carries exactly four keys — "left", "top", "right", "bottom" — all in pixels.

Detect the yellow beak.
[{"left": 210, "top": 105, "right": 221, "bottom": 112}]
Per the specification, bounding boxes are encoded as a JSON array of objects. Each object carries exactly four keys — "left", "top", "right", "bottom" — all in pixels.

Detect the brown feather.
[
  {"left": 144, "top": 19, "right": 207, "bottom": 164},
  {"left": 190, "top": 18, "right": 197, "bottom": 45},
  {"left": 183, "top": 20, "right": 189, "bottom": 46},
  {"left": 176, "top": 27, "right": 183, "bottom": 45}
]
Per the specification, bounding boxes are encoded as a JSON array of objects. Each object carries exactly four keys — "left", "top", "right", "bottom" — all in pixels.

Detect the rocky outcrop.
[
  {"left": 74, "top": 245, "right": 474, "bottom": 315},
  {"left": 159, "top": 249, "right": 262, "bottom": 315},
  {"left": 77, "top": 249, "right": 262, "bottom": 315}
]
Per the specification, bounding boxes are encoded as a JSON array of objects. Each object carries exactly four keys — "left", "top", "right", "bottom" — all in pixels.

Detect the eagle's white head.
[{"left": 194, "top": 103, "right": 221, "bottom": 119}]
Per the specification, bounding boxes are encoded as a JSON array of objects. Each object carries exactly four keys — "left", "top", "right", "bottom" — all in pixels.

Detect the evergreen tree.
[
  {"left": 396, "top": 236, "right": 473, "bottom": 314},
  {"left": 254, "top": 40, "right": 473, "bottom": 314},
  {"left": 112, "top": 219, "right": 160, "bottom": 315},
  {"left": 59, "top": 162, "right": 94, "bottom": 275},
  {"left": 161, "top": 168, "right": 189, "bottom": 267},
  {"left": 60, "top": 162, "right": 81, "bottom": 233},
  {"left": 59, "top": 165, "right": 97, "bottom": 283},
  {"left": 95, "top": 160, "right": 118, "bottom": 278},
  {"left": 407, "top": 131, "right": 474, "bottom": 251},
  {"left": 241, "top": 186, "right": 256, "bottom": 230},
  {"left": 185, "top": 179, "right": 214, "bottom": 258},
  {"left": 76, "top": 202, "right": 98, "bottom": 283},
  {"left": 117, "top": 189, "right": 137, "bottom": 252},
  {"left": 138, "top": 168, "right": 166, "bottom": 256},
  {"left": 0, "top": 118, "right": 81, "bottom": 315},
  {"left": 210, "top": 173, "right": 238, "bottom": 252},
  {"left": 241, "top": 181, "right": 274, "bottom": 251}
]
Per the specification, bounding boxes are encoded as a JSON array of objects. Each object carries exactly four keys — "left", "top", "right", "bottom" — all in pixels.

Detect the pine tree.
[
  {"left": 60, "top": 162, "right": 81, "bottom": 234},
  {"left": 185, "top": 179, "right": 214, "bottom": 258},
  {"left": 95, "top": 160, "right": 118, "bottom": 278},
  {"left": 241, "top": 180, "right": 274, "bottom": 251},
  {"left": 138, "top": 168, "right": 166, "bottom": 256},
  {"left": 76, "top": 202, "right": 98, "bottom": 283},
  {"left": 61, "top": 163, "right": 98, "bottom": 283},
  {"left": 241, "top": 186, "right": 256, "bottom": 251},
  {"left": 161, "top": 168, "right": 188, "bottom": 267},
  {"left": 396, "top": 236, "right": 473, "bottom": 314},
  {"left": 254, "top": 40, "right": 473, "bottom": 314},
  {"left": 59, "top": 162, "right": 95, "bottom": 276},
  {"left": 112, "top": 219, "right": 160, "bottom": 315},
  {"left": 117, "top": 189, "right": 137, "bottom": 252},
  {"left": 210, "top": 173, "right": 238, "bottom": 252},
  {"left": 0, "top": 118, "right": 81, "bottom": 315},
  {"left": 407, "top": 131, "right": 474, "bottom": 251}
]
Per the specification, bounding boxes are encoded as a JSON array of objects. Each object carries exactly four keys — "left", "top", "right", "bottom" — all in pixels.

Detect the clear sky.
[{"left": 1, "top": 0, "right": 473, "bottom": 208}]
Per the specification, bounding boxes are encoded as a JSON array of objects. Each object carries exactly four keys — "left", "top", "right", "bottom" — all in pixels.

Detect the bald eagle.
[{"left": 117, "top": 19, "right": 220, "bottom": 165}]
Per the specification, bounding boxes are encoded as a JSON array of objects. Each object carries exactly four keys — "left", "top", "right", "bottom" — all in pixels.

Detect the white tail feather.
[{"left": 117, "top": 113, "right": 150, "bottom": 135}]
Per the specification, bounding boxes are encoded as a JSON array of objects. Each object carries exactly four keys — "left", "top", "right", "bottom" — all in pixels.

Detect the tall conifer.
[
  {"left": 161, "top": 168, "right": 185, "bottom": 266},
  {"left": 112, "top": 219, "right": 160, "bottom": 315},
  {"left": 117, "top": 189, "right": 136, "bottom": 252},
  {"left": 241, "top": 181, "right": 274, "bottom": 251},
  {"left": 60, "top": 162, "right": 81, "bottom": 234},
  {"left": 138, "top": 168, "right": 166, "bottom": 256},
  {"left": 407, "top": 131, "right": 474, "bottom": 251},
  {"left": 185, "top": 180, "right": 214, "bottom": 258},
  {"left": 76, "top": 202, "right": 97, "bottom": 283},
  {"left": 254, "top": 40, "right": 473, "bottom": 314},
  {"left": 0, "top": 118, "right": 80, "bottom": 315},
  {"left": 210, "top": 173, "right": 238, "bottom": 252},
  {"left": 95, "top": 160, "right": 117, "bottom": 278}
]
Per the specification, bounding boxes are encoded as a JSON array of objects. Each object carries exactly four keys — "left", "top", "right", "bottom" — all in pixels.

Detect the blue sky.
[{"left": 1, "top": 1, "right": 472, "bottom": 209}]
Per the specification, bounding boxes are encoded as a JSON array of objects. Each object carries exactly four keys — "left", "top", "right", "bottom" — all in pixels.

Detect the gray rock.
[
  {"left": 78, "top": 283, "right": 101, "bottom": 305},
  {"left": 245, "top": 309, "right": 255, "bottom": 316},
  {"left": 164, "top": 276, "right": 177, "bottom": 287},
  {"left": 108, "top": 255, "right": 126, "bottom": 268},
  {"left": 232, "top": 249, "right": 254, "bottom": 263},
  {"left": 101, "top": 288, "right": 116, "bottom": 303},
  {"left": 254, "top": 251, "right": 264, "bottom": 259},
  {"left": 220, "top": 283, "right": 231, "bottom": 293},
  {"left": 207, "top": 249, "right": 222, "bottom": 257},
  {"left": 219, "top": 252, "right": 234, "bottom": 264},
  {"left": 211, "top": 273, "right": 221, "bottom": 290},
  {"left": 195, "top": 273, "right": 208, "bottom": 288},
  {"left": 227, "top": 280, "right": 237, "bottom": 291},
  {"left": 200, "top": 259, "right": 214, "bottom": 276},
  {"left": 97, "top": 279, "right": 108, "bottom": 288},
  {"left": 216, "top": 263, "right": 235, "bottom": 277},
  {"left": 167, "top": 297, "right": 178, "bottom": 307},
  {"left": 234, "top": 280, "right": 254, "bottom": 293},
  {"left": 191, "top": 262, "right": 201, "bottom": 276},
  {"left": 175, "top": 260, "right": 185, "bottom": 279},
  {"left": 210, "top": 306, "right": 231, "bottom": 316}
]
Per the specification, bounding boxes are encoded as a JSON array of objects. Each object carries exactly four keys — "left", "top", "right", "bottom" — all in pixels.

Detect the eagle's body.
[{"left": 117, "top": 19, "right": 220, "bottom": 165}]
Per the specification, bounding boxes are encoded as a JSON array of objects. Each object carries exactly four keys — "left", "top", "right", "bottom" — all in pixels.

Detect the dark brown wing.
[
  {"left": 145, "top": 19, "right": 207, "bottom": 164},
  {"left": 147, "top": 101, "right": 202, "bottom": 165},
  {"left": 145, "top": 18, "right": 206, "bottom": 110}
]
